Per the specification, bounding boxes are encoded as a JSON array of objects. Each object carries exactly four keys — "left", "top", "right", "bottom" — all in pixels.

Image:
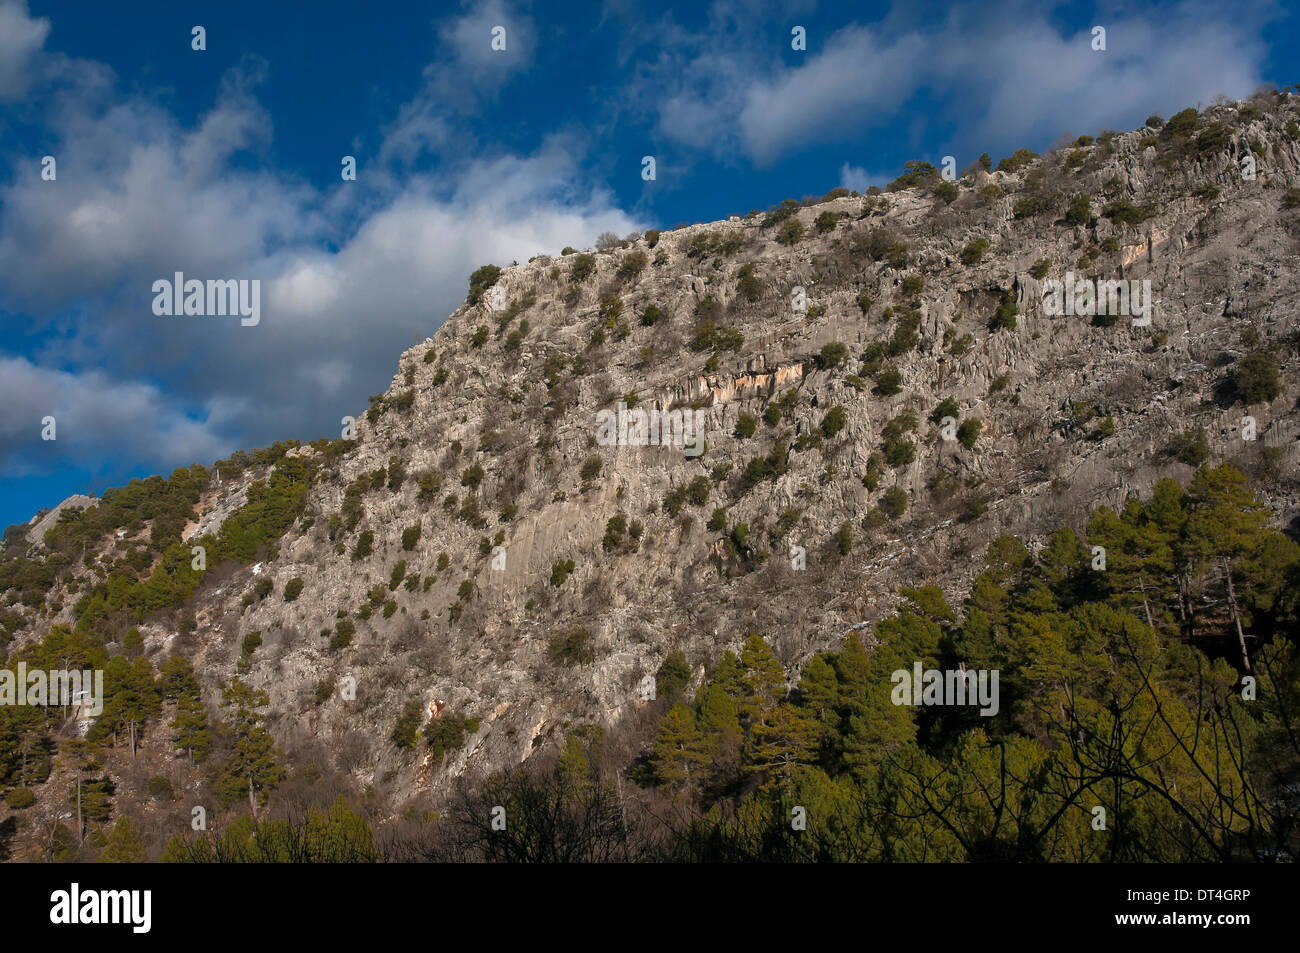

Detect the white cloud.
[
  {"left": 640, "top": 0, "right": 1271, "bottom": 166},
  {"left": 838, "top": 162, "right": 886, "bottom": 193},
  {"left": 0, "top": 1, "right": 49, "bottom": 101},
  {"left": 0, "top": 356, "right": 229, "bottom": 476}
]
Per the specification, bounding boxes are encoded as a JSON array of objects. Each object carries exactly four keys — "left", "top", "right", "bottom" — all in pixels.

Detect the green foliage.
[
  {"left": 775, "top": 219, "right": 805, "bottom": 245},
  {"left": 707, "top": 508, "right": 728, "bottom": 533},
  {"left": 1102, "top": 200, "right": 1154, "bottom": 227},
  {"left": 467, "top": 265, "right": 502, "bottom": 305},
  {"left": 1066, "top": 194, "right": 1092, "bottom": 226},
  {"left": 4, "top": 787, "right": 34, "bottom": 809},
  {"left": 873, "top": 364, "right": 903, "bottom": 396},
  {"left": 550, "top": 560, "right": 575, "bottom": 587},
  {"left": 352, "top": 530, "right": 374, "bottom": 561},
  {"left": 401, "top": 523, "right": 421, "bottom": 551},
  {"left": 656, "top": 651, "right": 692, "bottom": 701},
  {"left": 392, "top": 700, "right": 424, "bottom": 749},
  {"left": 330, "top": 618, "right": 355, "bottom": 652},
  {"left": 989, "top": 294, "right": 1018, "bottom": 331},
  {"left": 887, "top": 160, "right": 940, "bottom": 191},
  {"left": 426, "top": 711, "right": 481, "bottom": 762},
  {"left": 960, "top": 237, "right": 990, "bottom": 265},
  {"left": 1233, "top": 351, "right": 1281, "bottom": 403},
  {"left": 957, "top": 418, "right": 983, "bottom": 449},
  {"left": 930, "top": 397, "right": 960, "bottom": 424},
  {"left": 880, "top": 485, "right": 908, "bottom": 519},
  {"left": 213, "top": 678, "right": 285, "bottom": 808},
  {"left": 995, "top": 148, "right": 1039, "bottom": 172},
  {"left": 549, "top": 628, "right": 595, "bottom": 666},
  {"left": 817, "top": 341, "right": 849, "bottom": 369},
  {"left": 735, "top": 413, "right": 758, "bottom": 439},
  {"left": 1170, "top": 427, "right": 1210, "bottom": 466},
  {"left": 820, "top": 406, "right": 848, "bottom": 438},
  {"left": 570, "top": 253, "right": 597, "bottom": 282}
]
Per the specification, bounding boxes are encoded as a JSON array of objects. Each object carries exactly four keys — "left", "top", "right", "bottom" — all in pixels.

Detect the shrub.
[
  {"left": 818, "top": 341, "right": 850, "bottom": 369},
  {"left": 4, "top": 787, "right": 35, "bottom": 809},
  {"left": 330, "top": 618, "right": 355, "bottom": 652},
  {"left": 957, "top": 418, "right": 983, "bottom": 449},
  {"left": 640, "top": 304, "right": 665, "bottom": 326},
  {"left": 736, "top": 263, "right": 763, "bottom": 302},
  {"left": 775, "top": 219, "right": 805, "bottom": 245},
  {"left": 580, "top": 456, "right": 602, "bottom": 482},
  {"left": 602, "top": 515, "right": 628, "bottom": 552},
  {"left": 1029, "top": 259, "right": 1051, "bottom": 280},
  {"left": 960, "top": 238, "right": 990, "bottom": 265},
  {"left": 887, "top": 160, "right": 939, "bottom": 191},
  {"left": 932, "top": 181, "right": 959, "bottom": 204},
  {"left": 834, "top": 522, "right": 853, "bottom": 555},
  {"left": 467, "top": 264, "right": 502, "bottom": 305},
  {"left": 402, "top": 523, "right": 421, "bottom": 551},
  {"left": 283, "top": 577, "right": 304, "bottom": 602},
  {"left": 391, "top": 700, "right": 423, "bottom": 749},
  {"left": 656, "top": 652, "right": 691, "bottom": 700},
  {"left": 461, "top": 464, "right": 484, "bottom": 489},
  {"left": 426, "top": 711, "right": 481, "bottom": 761},
  {"left": 820, "top": 406, "right": 849, "bottom": 438},
  {"left": 254, "top": 577, "right": 273, "bottom": 600},
  {"left": 707, "top": 508, "right": 728, "bottom": 532},
  {"left": 1234, "top": 351, "right": 1281, "bottom": 403},
  {"left": 930, "top": 397, "right": 960, "bottom": 424},
  {"left": 570, "top": 254, "right": 597, "bottom": 282},
  {"left": 550, "top": 559, "right": 575, "bottom": 586},
  {"left": 241, "top": 631, "right": 262, "bottom": 657},
  {"left": 1066, "top": 194, "right": 1092, "bottom": 226},
  {"left": 549, "top": 628, "right": 595, "bottom": 666},
  {"left": 617, "top": 250, "right": 647, "bottom": 282},
  {"left": 814, "top": 210, "right": 840, "bottom": 233},
  {"left": 1170, "top": 428, "right": 1210, "bottom": 466},
  {"left": 352, "top": 531, "right": 374, "bottom": 561},
  {"left": 880, "top": 486, "right": 908, "bottom": 519},
  {"left": 990, "top": 295, "right": 1018, "bottom": 332},
  {"left": 874, "top": 366, "right": 903, "bottom": 396},
  {"left": 390, "top": 560, "right": 407, "bottom": 591},
  {"left": 644, "top": 229, "right": 661, "bottom": 247},
  {"left": 470, "top": 326, "right": 489, "bottom": 348},
  {"left": 996, "top": 148, "right": 1039, "bottom": 173},
  {"left": 735, "top": 413, "right": 758, "bottom": 438},
  {"left": 1102, "top": 200, "right": 1153, "bottom": 227},
  {"left": 1163, "top": 107, "right": 1198, "bottom": 137}
]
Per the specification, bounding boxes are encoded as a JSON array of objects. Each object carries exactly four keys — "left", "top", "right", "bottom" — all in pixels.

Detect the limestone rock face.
[{"left": 9, "top": 99, "right": 1300, "bottom": 814}]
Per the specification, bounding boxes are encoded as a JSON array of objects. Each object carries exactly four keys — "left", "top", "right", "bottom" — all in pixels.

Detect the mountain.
[{"left": 2, "top": 94, "right": 1299, "bottom": 862}]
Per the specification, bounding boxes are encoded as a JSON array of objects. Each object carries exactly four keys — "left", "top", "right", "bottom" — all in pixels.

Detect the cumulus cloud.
[
  {"left": 838, "top": 162, "right": 887, "bottom": 193},
  {"left": 0, "top": 357, "right": 229, "bottom": 476},
  {"left": 0, "top": 6, "right": 638, "bottom": 486},
  {"left": 0, "top": 0, "right": 49, "bottom": 101},
  {"left": 642, "top": 0, "right": 1272, "bottom": 165}
]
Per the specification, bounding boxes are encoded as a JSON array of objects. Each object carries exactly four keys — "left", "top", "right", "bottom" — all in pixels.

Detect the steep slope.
[{"left": 3, "top": 94, "right": 1300, "bottom": 845}]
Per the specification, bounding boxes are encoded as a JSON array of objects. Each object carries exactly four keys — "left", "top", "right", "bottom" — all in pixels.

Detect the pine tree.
[
  {"left": 171, "top": 691, "right": 211, "bottom": 762},
  {"left": 100, "top": 815, "right": 146, "bottom": 862},
  {"left": 214, "top": 678, "right": 285, "bottom": 812}
]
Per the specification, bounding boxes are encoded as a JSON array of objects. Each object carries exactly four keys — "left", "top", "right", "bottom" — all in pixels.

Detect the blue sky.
[{"left": 1, "top": 0, "right": 1296, "bottom": 531}]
